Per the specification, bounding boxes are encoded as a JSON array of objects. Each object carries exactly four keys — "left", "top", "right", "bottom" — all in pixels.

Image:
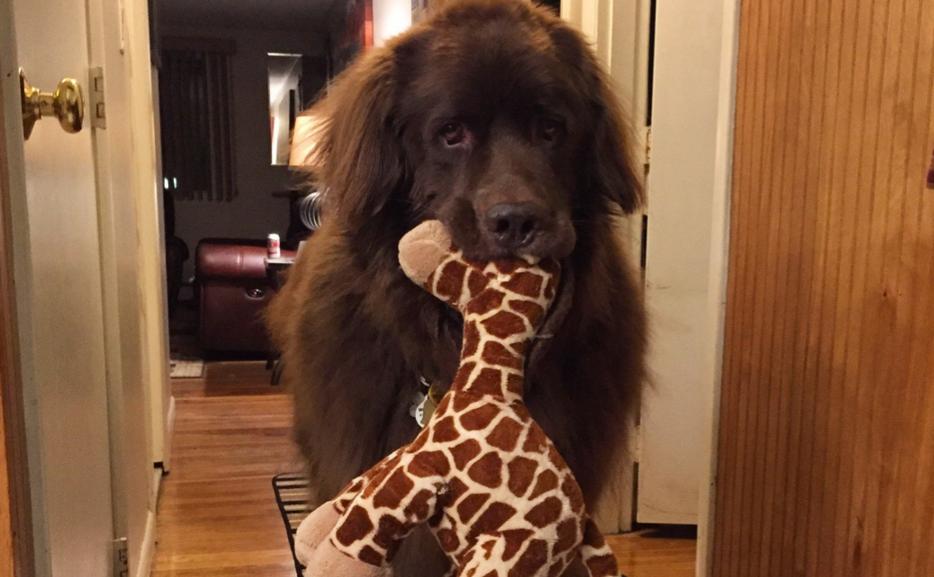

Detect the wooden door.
[{"left": 713, "top": 0, "right": 934, "bottom": 576}]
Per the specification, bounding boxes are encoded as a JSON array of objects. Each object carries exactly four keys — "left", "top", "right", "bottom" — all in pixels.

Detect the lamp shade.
[{"left": 289, "top": 111, "right": 324, "bottom": 167}]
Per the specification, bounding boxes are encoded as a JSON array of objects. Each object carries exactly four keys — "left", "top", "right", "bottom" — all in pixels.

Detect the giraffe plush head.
[
  {"left": 398, "top": 220, "right": 560, "bottom": 372},
  {"left": 293, "top": 221, "right": 618, "bottom": 577}
]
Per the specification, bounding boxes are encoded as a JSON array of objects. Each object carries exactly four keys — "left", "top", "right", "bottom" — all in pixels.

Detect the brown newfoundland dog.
[{"left": 267, "top": 1, "right": 646, "bottom": 574}]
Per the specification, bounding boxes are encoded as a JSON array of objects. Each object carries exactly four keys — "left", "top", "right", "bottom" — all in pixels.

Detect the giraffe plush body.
[{"left": 295, "top": 220, "right": 618, "bottom": 577}]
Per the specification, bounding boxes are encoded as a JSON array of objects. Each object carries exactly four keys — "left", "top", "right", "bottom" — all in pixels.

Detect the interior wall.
[
  {"left": 159, "top": 25, "right": 325, "bottom": 280},
  {"left": 713, "top": 0, "right": 934, "bottom": 575}
]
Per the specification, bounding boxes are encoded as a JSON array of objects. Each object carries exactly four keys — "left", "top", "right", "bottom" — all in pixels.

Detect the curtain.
[{"left": 159, "top": 39, "right": 237, "bottom": 202}]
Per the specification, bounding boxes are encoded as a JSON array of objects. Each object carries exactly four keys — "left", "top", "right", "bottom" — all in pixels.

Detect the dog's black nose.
[{"left": 484, "top": 203, "right": 547, "bottom": 250}]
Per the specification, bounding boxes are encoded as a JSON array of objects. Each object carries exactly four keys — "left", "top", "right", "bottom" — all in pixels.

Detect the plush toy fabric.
[{"left": 295, "top": 220, "right": 618, "bottom": 577}]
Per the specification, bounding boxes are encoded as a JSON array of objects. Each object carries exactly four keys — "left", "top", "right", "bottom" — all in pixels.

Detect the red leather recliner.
[{"left": 196, "top": 239, "right": 295, "bottom": 355}]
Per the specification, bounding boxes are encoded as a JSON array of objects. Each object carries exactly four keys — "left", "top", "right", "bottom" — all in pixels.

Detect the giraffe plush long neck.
[
  {"left": 413, "top": 232, "right": 560, "bottom": 403},
  {"left": 293, "top": 221, "right": 618, "bottom": 577}
]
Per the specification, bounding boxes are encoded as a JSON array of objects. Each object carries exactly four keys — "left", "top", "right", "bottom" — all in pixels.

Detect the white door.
[
  {"left": 564, "top": 0, "right": 725, "bottom": 528},
  {"left": 638, "top": 0, "right": 734, "bottom": 526},
  {"left": 1, "top": 0, "right": 157, "bottom": 574}
]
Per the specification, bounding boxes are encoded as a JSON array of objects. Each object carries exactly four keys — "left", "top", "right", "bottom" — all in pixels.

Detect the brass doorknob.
[{"left": 20, "top": 68, "right": 85, "bottom": 140}]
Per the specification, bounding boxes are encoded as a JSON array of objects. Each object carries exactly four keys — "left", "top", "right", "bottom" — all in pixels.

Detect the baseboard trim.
[
  {"left": 162, "top": 395, "right": 176, "bottom": 472},
  {"left": 134, "top": 506, "right": 157, "bottom": 577}
]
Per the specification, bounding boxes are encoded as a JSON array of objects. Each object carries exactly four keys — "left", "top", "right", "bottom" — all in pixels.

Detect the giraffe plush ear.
[{"left": 398, "top": 220, "right": 454, "bottom": 286}]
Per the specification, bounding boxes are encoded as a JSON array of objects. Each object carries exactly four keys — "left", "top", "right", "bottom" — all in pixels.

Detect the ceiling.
[{"left": 157, "top": 0, "right": 342, "bottom": 32}]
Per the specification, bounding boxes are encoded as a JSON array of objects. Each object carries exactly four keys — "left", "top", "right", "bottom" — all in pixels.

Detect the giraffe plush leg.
[
  {"left": 578, "top": 517, "right": 619, "bottom": 577},
  {"left": 294, "top": 500, "right": 342, "bottom": 567}
]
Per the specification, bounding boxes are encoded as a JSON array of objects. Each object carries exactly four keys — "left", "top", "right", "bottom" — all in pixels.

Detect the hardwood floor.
[
  {"left": 152, "top": 361, "right": 696, "bottom": 577},
  {"left": 152, "top": 361, "right": 301, "bottom": 577}
]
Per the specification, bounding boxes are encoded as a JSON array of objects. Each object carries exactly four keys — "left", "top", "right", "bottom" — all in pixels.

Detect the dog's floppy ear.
[
  {"left": 308, "top": 49, "right": 405, "bottom": 224},
  {"left": 548, "top": 22, "right": 644, "bottom": 214}
]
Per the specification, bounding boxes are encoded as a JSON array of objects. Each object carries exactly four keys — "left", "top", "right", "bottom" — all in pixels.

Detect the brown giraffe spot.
[
  {"left": 466, "top": 269, "right": 489, "bottom": 297},
  {"left": 433, "top": 395, "right": 452, "bottom": 416},
  {"left": 403, "top": 488, "right": 436, "bottom": 521},
  {"left": 522, "top": 426, "right": 547, "bottom": 453},
  {"left": 508, "top": 539, "right": 548, "bottom": 577},
  {"left": 409, "top": 450, "right": 451, "bottom": 477},
  {"left": 364, "top": 451, "right": 402, "bottom": 487},
  {"left": 452, "top": 390, "right": 477, "bottom": 412},
  {"left": 358, "top": 545, "right": 384, "bottom": 566},
  {"left": 494, "top": 259, "right": 520, "bottom": 274},
  {"left": 466, "top": 289, "right": 506, "bottom": 317},
  {"left": 481, "top": 310, "right": 528, "bottom": 339},
  {"left": 467, "top": 367, "right": 505, "bottom": 397},
  {"left": 478, "top": 572, "right": 497, "bottom": 577},
  {"left": 528, "top": 469, "right": 559, "bottom": 500},
  {"left": 554, "top": 518, "right": 579, "bottom": 553},
  {"left": 456, "top": 492, "right": 490, "bottom": 522},
  {"left": 462, "top": 323, "right": 481, "bottom": 358},
  {"left": 586, "top": 554, "right": 618, "bottom": 577},
  {"left": 450, "top": 438, "right": 483, "bottom": 468},
  {"left": 436, "top": 528, "right": 460, "bottom": 552},
  {"left": 334, "top": 505, "right": 373, "bottom": 546},
  {"left": 373, "top": 468, "right": 415, "bottom": 508},
  {"left": 480, "top": 341, "right": 523, "bottom": 371},
  {"left": 436, "top": 260, "right": 467, "bottom": 302},
  {"left": 467, "top": 452, "right": 503, "bottom": 488},
  {"left": 469, "top": 502, "right": 517, "bottom": 538},
  {"left": 432, "top": 416, "right": 459, "bottom": 443},
  {"left": 502, "top": 529, "right": 534, "bottom": 561},
  {"left": 508, "top": 341, "right": 528, "bottom": 357},
  {"left": 543, "top": 275, "right": 557, "bottom": 300},
  {"left": 505, "top": 373, "right": 525, "bottom": 396},
  {"left": 548, "top": 560, "right": 565, "bottom": 577},
  {"left": 507, "top": 456, "right": 537, "bottom": 497},
  {"left": 524, "top": 496, "right": 563, "bottom": 527},
  {"left": 459, "top": 403, "right": 499, "bottom": 430},
  {"left": 561, "top": 476, "right": 585, "bottom": 512},
  {"left": 447, "top": 476, "right": 470, "bottom": 502},
  {"left": 408, "top": 429, "right": 429, "bottom": 452},
  {"left": 487, "top": 416, "right": 523, "bottom": 452},
  {"left": 502, "top": 271, "right": 543, "bottom": 297},
  {"left": 508, "top": 298, "right": 545, "bottom": 324},
  {"left": 481, "top": 540, "right": 495, "bottom": 557},
  {"left": 583, "top": 518, "right": 605, "bottom": 547},
  {"left": 372, "top": 514, "right": 404, "bottom": 551}
]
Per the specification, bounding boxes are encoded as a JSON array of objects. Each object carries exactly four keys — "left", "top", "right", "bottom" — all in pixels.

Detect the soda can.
[{"left": 267, "top": 233, "right": 281, "bottom": 259}]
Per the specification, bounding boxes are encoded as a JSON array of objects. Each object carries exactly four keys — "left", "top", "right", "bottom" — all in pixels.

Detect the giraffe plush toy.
[{"left": 294, "top": 220, "right": 618, "bottom": 577}]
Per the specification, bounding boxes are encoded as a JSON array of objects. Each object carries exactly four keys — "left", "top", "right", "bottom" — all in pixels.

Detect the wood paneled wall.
[{"left": 713, "top": 0, "right": 934, "bottom": 576}]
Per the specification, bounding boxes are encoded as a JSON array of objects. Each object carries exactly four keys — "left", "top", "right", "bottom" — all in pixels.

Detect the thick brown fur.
[{"left": 267, "top": 2, "right": 646, "bottom": 575}]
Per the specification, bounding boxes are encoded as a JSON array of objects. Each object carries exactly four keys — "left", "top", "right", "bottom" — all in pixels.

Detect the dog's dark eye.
[
  {"left": 440, "top": 122, "right": 467, "bottom": 147},
  {"left": 536, "top": 116, "right": 565, "bottom": 144}
]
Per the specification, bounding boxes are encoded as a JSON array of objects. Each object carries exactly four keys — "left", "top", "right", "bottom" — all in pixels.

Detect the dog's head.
[{"left": 310, "top": 0, "right": 642, "bottom": 261}]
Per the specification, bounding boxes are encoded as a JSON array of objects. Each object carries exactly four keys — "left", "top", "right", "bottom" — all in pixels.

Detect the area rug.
[
  {"left": 169, "top": 358, "right": 204, "bottom": 379},
  {"left": 272, "top": 472, "right": 311, "bottom": 577}
]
